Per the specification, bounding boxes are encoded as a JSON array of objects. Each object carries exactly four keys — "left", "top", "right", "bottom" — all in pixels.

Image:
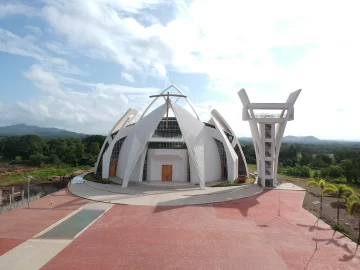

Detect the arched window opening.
[
  {"left": 234, "top": 144, "right": 247, "bottom": 176},
  {"left": 214, "top": 138, "right": 227, "bottom": 180}
]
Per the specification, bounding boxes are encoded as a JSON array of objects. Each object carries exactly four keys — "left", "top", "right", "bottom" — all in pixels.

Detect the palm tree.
[
  {"left": 322, "top": 184, "right": 354, "bottom": 225},
  {"left": 307, "top": 179, "right": 327, "bottom": 217},
  {"left": 344, "top": 194, "right": 360, "bottom": 243}
]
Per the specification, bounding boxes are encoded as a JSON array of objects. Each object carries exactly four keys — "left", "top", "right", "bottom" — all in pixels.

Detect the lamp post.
[
  {"left": 312, "top": 200, "right": 322, "bottom": 250},
  {"left": 26, "top": 175, "right": 33, "bottom": 208}
]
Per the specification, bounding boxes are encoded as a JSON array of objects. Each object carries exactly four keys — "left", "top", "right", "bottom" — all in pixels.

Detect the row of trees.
[
  {"left": 308, "top": 180, "right": 360, "bottom": 243},
  {"left": 240, "top": 141, "right": 360, "bottom": 184},
  {"left": 0, "top": 134, "right": 105, "bottom": 166}
]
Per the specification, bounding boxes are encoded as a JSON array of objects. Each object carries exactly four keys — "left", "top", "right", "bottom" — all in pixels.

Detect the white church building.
[{"left": 94, "top": 85, "right": 248, "bottom": 189}]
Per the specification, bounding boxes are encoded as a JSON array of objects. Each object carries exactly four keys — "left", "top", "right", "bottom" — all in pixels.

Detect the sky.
[{"left": 0, "top": 0, "right": 359, "bottom": 140}]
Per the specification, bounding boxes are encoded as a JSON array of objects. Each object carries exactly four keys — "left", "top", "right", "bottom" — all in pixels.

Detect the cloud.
[
  {"left": 40, "top": 0, "right": 176, "bottom": 80},
  {"left": 0, "top": 2, "right": 36, "bottom": 18},
  {"left": 0, "top": 28, "right": 83, "bottom": 75},
  {"left": 121, "top": 72, "right": 135, "bottom": 83},
  {"left": 24, "top": 65, "right": 66, "bottom": 98},
  {"left": 1, "top": 0, "right": 360, "bottom": 140},
  {"left": 0, "top": 65, "right": 162, "bottom": 134}
]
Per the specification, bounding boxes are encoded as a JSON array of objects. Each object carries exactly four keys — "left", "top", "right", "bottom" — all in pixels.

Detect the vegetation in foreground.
[
  {"left": 83, "top": 173, "right": 117, "bottom": 185},
  {"left": 0, "top": 165, "right": 91, "bottom": 186},
  {"left": 0, "top": 134, "right": 105, "bottom": 167},
  {"left": 212, "top": 177, "right": 255, "bottom": 187},
  {"left": 241, "top": 140, "right": 360, "bottom": 186}
]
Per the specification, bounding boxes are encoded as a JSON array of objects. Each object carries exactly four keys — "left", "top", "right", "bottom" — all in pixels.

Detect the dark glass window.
[
  {"left": 204, "top": 122, "right": 216, "bottom": 129},
  {"left": 125, "top": 123, "right": 136, "bottom": 128},
  {"left": 111, "top": 131, "right": 118, "bottom": 139},
  {"left": 95, "top": 142, "right": 109, "bottom": 177},
  {"left": 187, "top": 154, "right": 191, "bottom": 182},
  {"left": 148, "top": 142, "right": 187, "bottom": 149},
  {"left": 110, "top": 137, "right": 126, "bottom": 163},
  {"left": 265, "top": 124, "right": 272, "bottom": 138},
  {"left": 223, "top": 130, "right": 234, "bottom": 143},
  {"left": 234, "top": 144, "right": 247, "bottom": 176},
  {"left": 214, "top": 138, "right": 227, "bottom": 179},
  {"left": 142, "top": 151, "right": 148, "bottom": 181},
  {"left": 153, "top": 117, "right": 182, "bottom": 138}
]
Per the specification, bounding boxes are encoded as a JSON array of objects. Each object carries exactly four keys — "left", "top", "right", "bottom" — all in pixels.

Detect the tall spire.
[{"left": 149, "top": 91, "right": 187, "bottom": 128}]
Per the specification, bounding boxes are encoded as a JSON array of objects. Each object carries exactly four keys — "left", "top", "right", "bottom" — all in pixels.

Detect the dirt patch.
[
  {"left": 0, "top": 162, "right": 92, "bottom": 196},
  {"left": 281, "top": 176, "right": 360, "bottom": 242},
  {"left": 0, "top": 163, "right": 37, "bottom": 180}
]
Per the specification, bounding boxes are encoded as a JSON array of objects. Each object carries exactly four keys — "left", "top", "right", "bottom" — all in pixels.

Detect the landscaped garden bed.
[
  {"left": 279, "top": 174, "right": 360, "bottom": 243},
  {"left": 212, "top": 177, "right": 255, "bottom": 187}
]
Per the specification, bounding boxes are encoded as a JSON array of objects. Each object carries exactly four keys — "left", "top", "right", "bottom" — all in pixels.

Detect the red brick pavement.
[
  {"left": 42, "top": 189, "right": 360, "bottom": 270},
  {"left": 0, "top": 189, "right": 87, "bottom": 255}
]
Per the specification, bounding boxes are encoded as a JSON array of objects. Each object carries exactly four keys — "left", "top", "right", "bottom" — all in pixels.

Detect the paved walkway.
[
  {"left": 68, "top": 181, "right": 264, "bottom": 205},
  {"left": 0, "top": 189, "right": 87, "bottom": 256},
  {"left": 266, "top": 182, "right": 306, "bottom": 191},
  {"left": 1, "top": 187, "right": 359, "bottom": 269},
  {"left": 0, "top": 201, "right": 111, "bottom": 270}
]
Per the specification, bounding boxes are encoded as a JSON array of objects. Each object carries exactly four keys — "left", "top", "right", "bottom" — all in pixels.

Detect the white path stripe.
[{"left": 0, "top": 202, "right": 113, "bottom": 270}]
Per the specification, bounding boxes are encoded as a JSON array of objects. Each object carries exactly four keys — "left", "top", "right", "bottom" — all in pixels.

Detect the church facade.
[{"left": 94, "top": 85, "right": 248, "bottom": 189}]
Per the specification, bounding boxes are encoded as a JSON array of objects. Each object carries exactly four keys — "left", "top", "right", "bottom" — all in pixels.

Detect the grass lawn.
[
  {"left": 0, "top": 166, "right": 91, "bottom": 186},
  {"left": 248, "top": 164, "right": 257, "bottom": 171}
]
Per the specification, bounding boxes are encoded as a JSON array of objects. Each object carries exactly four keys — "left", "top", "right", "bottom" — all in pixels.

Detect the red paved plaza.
[
  {"left": 0, "top": 189, "right": 87, "bottom": 256},
  {"left": 38, "top": 189, "right": 359, "bottom": 270}
]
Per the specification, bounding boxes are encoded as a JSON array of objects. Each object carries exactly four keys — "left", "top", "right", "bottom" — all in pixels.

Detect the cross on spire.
[{"left": 149, "top": 91, "right": 187, "bottom": 128}]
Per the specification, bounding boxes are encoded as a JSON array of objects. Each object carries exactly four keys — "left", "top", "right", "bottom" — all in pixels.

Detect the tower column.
[{"left": 238, "top": 89, "right": 301, "bottom": 188}]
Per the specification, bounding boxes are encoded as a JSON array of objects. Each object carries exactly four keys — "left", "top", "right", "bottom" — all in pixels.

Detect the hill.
[
  {"left": 0, "top": 124, "right": 87, "bottom": 138},
  {"left": 239, "top": 135, "right": 359, "bottom": 144},
  {"left": 282, "top": 135, "right": 320, "bottom": 143}
]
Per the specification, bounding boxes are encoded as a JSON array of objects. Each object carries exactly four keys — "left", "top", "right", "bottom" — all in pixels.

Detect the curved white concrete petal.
[
  {"left": 122, "top": 103, "right": 167, "bottom": 187},
  {"left": 170, "top": 101, "right": 205, "bottom": 188},
  {"left": 211, "top": 116, "right": 238, "bottom": 182},
  {"left": 211, "top": 109, "right": 249, "bottom": 177},
  {"left": 94, "top": 108, "right": 137, "bottom": 175}
]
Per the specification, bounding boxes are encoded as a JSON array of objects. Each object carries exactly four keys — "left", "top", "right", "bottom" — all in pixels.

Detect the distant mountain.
[
  {"left": 239, "top": 135, "right": 359, "bottom": 144},
  {"left": 0, "top": 124, "right": 87, "bottom": 138},
  {"left": 283, "top": 135, "right": 320, "bottom": 143}
]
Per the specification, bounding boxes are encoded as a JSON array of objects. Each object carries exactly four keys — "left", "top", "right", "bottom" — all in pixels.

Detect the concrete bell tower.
[{"left": 238, "top": 89, "right": 301, "bottom": 187}]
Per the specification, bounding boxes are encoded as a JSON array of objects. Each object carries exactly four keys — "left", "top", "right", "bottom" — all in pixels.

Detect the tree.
[
  {"left": 74, "top": 140, "right": 85, "bottom": 159},
  {"left": 323, "top": 184, "right": 354, "bottom": 225},
  {"left": 344, "top": 194, "right": 360, "bottom": 243},
  {"left": 320, "top": 165, "right": 342, "bottom": 179},
  {"left": 340, "top": 159, "right": 354, "bottom": 183},
  {"left": 300, "top": 153, "right": 313, "bottom": 166},
  {"left": 307, "top": 179, "right": 327, "bottom": 217},
  {"left": 46, "top": 154, "right": 60, "bottom": 164},
  {"left": 90, "top": 142, "right": 100, "bottom": 156},
  {"left": 29, "top": 153, "right": 45, "bottom": 166}
]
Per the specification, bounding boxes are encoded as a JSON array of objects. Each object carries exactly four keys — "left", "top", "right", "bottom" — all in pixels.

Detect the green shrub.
[
  {"left": 331, "top": 224, "right": 345, "bottom": 233},
  {"left": 279, "top": 165, "right": 311, "bottom": 178},
  {"left": 321, "top": 165, "right": 343, "bottom": 179}
]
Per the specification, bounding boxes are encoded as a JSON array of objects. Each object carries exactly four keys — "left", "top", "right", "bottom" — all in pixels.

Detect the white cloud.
[
  {"left": 121, "top": 72, "right": 135, "bottom": 83},
  {"left": 0, "top": 65, "right": 161, "bottom": 134},
  {"left": 1, "top": 0, "right": 360, "bottom": 140},
  {"left": 24, "top": 65, "right": 66, "bottom": 98},
  {"left": 40, "top": 0, "right": 172, "bottom": 80},
  {"left": 0, "top": 2, "right": 36, "bottom": 18},
  {"left": 0, "top": 29, "right": 83, "bottom": 75}
]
